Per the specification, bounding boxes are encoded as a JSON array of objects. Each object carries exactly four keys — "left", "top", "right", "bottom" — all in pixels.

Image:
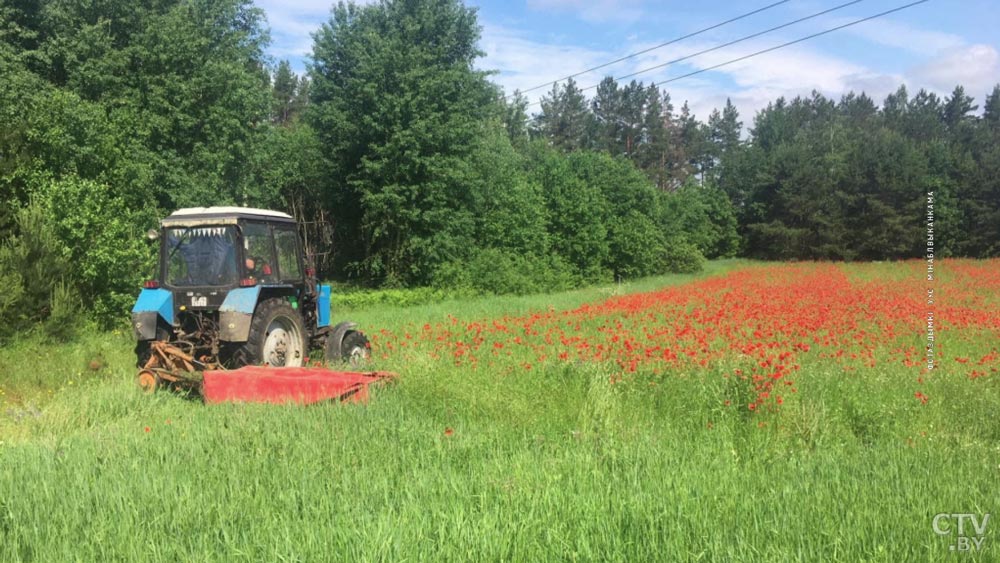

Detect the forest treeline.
[{"left": 0, "top": 0, "right": 997, "bottom": 335}]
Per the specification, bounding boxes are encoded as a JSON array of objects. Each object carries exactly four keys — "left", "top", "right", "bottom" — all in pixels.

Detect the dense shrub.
[
  {"left": 433, "top": 248, "right": 579, "bottom": 296},
  {"left": 329, "top": 286, "right": 473, "bottom": 310},
  {"left": 43, "top": 279, "right": 82, "bottom": 341},
  {"left": 42, "top": 177, "right": 156, "bottom": 325},
  {"left": 662, "top": 237, "right": 706, "bottom": 274},
  {"left": 607, "top": 210, "right": 667, "bottom": 279},
  {"left": 0, "top": 199, "right": 72, "bottom": 337},
  {"left": 0, "top": 178, "right": 155, "bottom": 337},
  {"left": 662, "top": 182, "right": 740, "bottom": 260},
  {"left": 526, "top": 144, "right": 611, "bottom": 282}
]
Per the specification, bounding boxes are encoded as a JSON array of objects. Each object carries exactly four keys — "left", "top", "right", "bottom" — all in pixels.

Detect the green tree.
[
  {"left": 272, "top": 60, "right": 301, "bottom": 125},
  {"left": 708, "top": 99, "right": 742, "bottom": 154},
  {"left": 663, "top": 182, "right": 739, "bottom": 260},
  {"left": 466, "top": 125, "right": 549, "bottom": 256},
  {"left": 526, "top": 144, "right": 609, "bottom": 281},
  {"left": 309, "top": 0, "right": 496, "bottom": 285},
  {"left": 984, "top": 85, "right": 1000, "bottom": 127},
  {"left": 535, "top": 78, "right": 592, "bottom": 151},
  {"left": 676, "top": 101, "right": 707, "bottom": 181},
  {"left": 705, "top": 98, "right": 742, "bottom": 184},
  {"left": 500, "top": 90, "right": 530, "bottom": 149},
  {"left": 635, "top": 86, "right": 672, "bottom": 189},
  {"left": 568, "top": 150, "right": 665, "bottom": 278},
  {"left": 590, "top": 77, "right": 622, "bottom": 155},
  {"left": 942, "top": 85, "right": 977, "bottom": 131},
  {"left": 0, "top": 199, "right": 69, "bottom": 336},
  {"left": 42, "top": 177, "right": 155, "bottom": 323},
  {"left": 0, "top": 0, "right": 273, "bottom": 210}
]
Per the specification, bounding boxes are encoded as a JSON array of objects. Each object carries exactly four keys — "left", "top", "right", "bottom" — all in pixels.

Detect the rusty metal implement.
[{"left": 138, "top": 341, "right": 395, "bottom": 405}]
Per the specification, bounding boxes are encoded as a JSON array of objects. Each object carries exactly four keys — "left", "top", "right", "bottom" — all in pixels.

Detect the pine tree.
[
  {"left": 882, "top": 85, "right": 909, "bottom": 131},
  {"left": 705, "top": 98, "right": 742, "bottom": 183},
  {"left": 942, "top": 85, "right": 977, "bottom": 131},
  {"left": 590, "top": 77, "right": 621, "bottom": 155},
  {"left": 536, "top": 78, "right": 592, "bottom": 151},
  {"left": 637, "top": 85, "right": 671, "bottom": 189},
  {"left": 677, "top": 101, "right": 705, "bottom": 182},
  {"left": 984, "top": 84, "right": 1000, "bottom": 127},
  {"left": 501, "top": 90, "right": 530, "bottom": 148},
  {"left": 272, "top": 60, "right": 299, "bottom": 125},
  {"left": 710, "top": 98, "right": 742, "bottom": 154}
]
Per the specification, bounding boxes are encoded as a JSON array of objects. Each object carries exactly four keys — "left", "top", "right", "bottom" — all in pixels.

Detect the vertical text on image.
[{"left": 926, "top": 191, "right": 935, "bottom": 370}]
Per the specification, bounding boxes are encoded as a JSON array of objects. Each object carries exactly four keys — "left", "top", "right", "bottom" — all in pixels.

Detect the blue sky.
[{"left": 256, "top": 0, "right": 1000, "bottom": 122}]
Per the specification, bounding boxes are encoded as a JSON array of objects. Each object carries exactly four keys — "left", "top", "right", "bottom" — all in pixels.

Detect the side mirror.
[{"left": 146, "top": 229, "right": 160, "bottom": 242}]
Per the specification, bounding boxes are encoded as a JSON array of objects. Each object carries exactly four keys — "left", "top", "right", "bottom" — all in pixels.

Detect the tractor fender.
[
  {"left": 328, "top": 321, "right": 359, "bottom": 357},
  {"left": 219, "top": 286, "right": 262, "bottom": 342},
  {"left": 132, "top": 288, "right": 173, "bottom": 340}
]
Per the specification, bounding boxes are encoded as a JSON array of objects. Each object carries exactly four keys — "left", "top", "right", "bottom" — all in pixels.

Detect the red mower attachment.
[
  {"left": 202, "top": 367, "right": 395, "bottom": 405},
  {"left": 138, "top": 341, "right": 395, "bottom": 405}
]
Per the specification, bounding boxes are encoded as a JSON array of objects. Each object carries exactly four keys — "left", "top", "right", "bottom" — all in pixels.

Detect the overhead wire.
[
  {"left": 652, "top": 0, "right": 929, "bottom": 89},
  {"left": 507, "top": 0, "right": 792, "bottom": 98},
  {"left": 526, "top": 0, "right": 867, "bottom": 106},
  {"left": 610, "top": 0, "right": 866, "bottom": 85},
  {"left": 526, "top": 0, "right": 930, "bottom": 108}
]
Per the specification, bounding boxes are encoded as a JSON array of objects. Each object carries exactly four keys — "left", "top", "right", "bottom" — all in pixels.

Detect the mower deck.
[
  {"left": 138, "top": 341, "right": 395, "bottom": 405},
  {"left": 202, "top": 366, "right": 395, "bottom": 405}
]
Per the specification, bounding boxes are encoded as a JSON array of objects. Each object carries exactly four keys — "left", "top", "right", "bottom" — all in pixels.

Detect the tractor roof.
[{"left": 162, "top": 207, "right": 295, "bottom": 227}]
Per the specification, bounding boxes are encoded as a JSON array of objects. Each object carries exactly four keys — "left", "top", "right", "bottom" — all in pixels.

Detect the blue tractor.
[{"left": 131, "top": 207, "right": 368, "bottom": 370}]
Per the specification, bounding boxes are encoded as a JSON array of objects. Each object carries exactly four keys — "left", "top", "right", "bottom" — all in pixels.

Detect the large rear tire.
[{"left": 236, "top": 298, "right": 307, "bottom": 367}]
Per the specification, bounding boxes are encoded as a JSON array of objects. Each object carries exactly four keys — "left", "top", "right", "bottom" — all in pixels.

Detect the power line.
[
  {"left": 508, "top": 0, "right": 792, "bottom": 98},
  {"left": 527, "top": 0, "right": 929, "bottom": 109},
  {"left": 612, "top": 0, "right": 865, "bottom": 85},
  {"left": 652, "top": 0, "right": 929, "bottom": 89},
  {"left": 527, "top": 0, "right": 866, "bottom": 107}
]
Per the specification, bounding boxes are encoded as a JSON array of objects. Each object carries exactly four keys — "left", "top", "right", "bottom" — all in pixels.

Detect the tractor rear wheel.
[{"left": 237, "top": 298, "right": 306, "bottom": 368}]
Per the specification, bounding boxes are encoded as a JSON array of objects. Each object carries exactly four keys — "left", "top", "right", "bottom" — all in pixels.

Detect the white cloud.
[
  {"left": 843, "top": 18, "right": 965, "bottom": 56},
  {"left": 481, "top": 26, "right": 889, "bottom": 123},
  {"left": 479, "top": 24, "right": 620, "bottom": 97},
  {"left": 257, "top": 0, "right": 377, "bottom": 68},
  {"left": 628, "top": 38, "right": 868, "bottom": 93},
  {"left": 482, "top": 17, "right": 1000, "bottom": 125},
  {"left": 260, "top": 4, "right": 998, "bottom": 120},
  {"left": 525, "top": 0, "right": 645, "bottom": 23},
  {"left": 909, "top": 44, "right": 1000, "bottom": 96}
]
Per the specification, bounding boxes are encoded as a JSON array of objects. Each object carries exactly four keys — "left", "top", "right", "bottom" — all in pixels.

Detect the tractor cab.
[
  {"left": 158, "top": 208, "right": 303, "bottom": 305},
  {"left": 132, "top": 207, "right": 366, "bottom": 371}
]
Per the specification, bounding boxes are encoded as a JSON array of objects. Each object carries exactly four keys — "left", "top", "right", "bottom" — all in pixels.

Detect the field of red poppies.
[
  {"left": 1, "top": 259, "right": 998, "bottom": 561},
  {"left": 371, "top": 259, "right": 999, "bottom": 415}
]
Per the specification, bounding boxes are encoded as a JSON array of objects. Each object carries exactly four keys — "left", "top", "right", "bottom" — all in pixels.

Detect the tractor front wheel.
[
  {"left": 237, "top": 298, "right": 307, "bottom": 368},
  {"left": 341, "top": 331, "right": 370, "bottom": 368},
  {"left": 325, "top": 330, "right": 370, "bottom": 368}
]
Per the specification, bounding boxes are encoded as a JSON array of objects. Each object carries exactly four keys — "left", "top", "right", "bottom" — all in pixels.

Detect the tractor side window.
[
  {"left": 274, "top": 228, "right": 302, "bottom": 281},
  {"left": 243, "top": 223, "right": 277, "bottom": 283}
]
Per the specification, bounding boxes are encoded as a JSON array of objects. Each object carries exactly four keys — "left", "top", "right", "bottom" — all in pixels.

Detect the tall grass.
[{"left": 0, "top": 260, "right": 996, "bottom": 561}]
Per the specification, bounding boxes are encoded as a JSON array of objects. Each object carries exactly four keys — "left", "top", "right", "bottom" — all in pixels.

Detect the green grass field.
[{"left": 1, "top": 260, "right": 998, "bottom": 562}]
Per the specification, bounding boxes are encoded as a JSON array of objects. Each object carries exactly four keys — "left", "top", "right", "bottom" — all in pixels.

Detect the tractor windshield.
[{"left": 165, "top": 226, "right": 239, "bottom": 287}]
